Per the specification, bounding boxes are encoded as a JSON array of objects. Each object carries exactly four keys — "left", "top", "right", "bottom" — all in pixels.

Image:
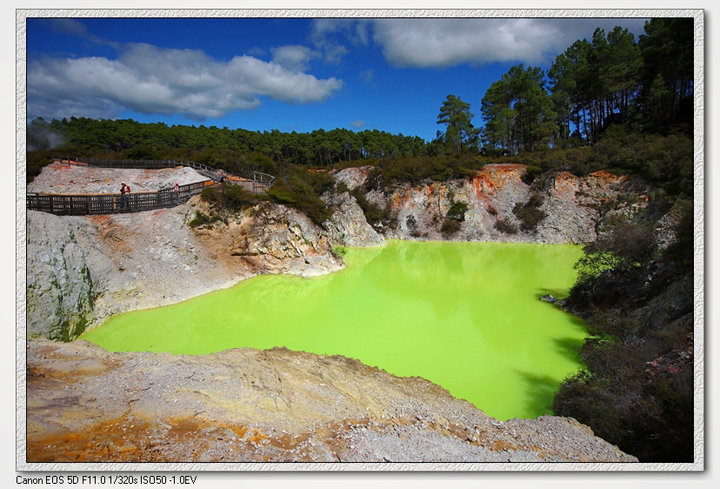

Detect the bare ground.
[{"left": 26, "top": 339, "right": 637, "bottom": 464}]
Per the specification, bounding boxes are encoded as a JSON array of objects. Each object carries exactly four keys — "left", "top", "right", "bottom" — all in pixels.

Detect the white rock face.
[
  {"left": 322, "top": 191, "right": 386, "bottom": 247},
  {"left": 26, "top": 211, "right": 115, "bottom": 339},
  {"left": 338, "top": 164, "right": 643, "bottom": 244}
]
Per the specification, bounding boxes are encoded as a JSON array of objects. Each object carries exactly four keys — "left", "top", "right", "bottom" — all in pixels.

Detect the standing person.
[{"left": 120, "top": 182, "right": 131, "bottom": 209}]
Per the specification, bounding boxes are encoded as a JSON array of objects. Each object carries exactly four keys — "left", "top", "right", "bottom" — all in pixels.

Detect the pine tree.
[{"left": 437, "top": 94, "right": 477, "bottom": 154}]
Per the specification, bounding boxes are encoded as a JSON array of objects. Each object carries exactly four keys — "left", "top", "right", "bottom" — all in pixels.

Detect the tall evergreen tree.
[
  {"left": 481, "top": 65, "right": 557, "bottom": 154},
  {"left": 638, "top": 18, "right": 694, "bottom": 134},
  {"left": 437, "top": 94, "right": 477, "bottom": 154}
]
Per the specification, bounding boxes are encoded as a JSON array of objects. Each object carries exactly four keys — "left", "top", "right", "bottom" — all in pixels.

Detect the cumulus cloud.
[
  {"left": 271, "top": 45, "right": 321, "bottom": 72},
  {"left": 350, "top": 119, "right": 365, "bottom": 128},
  {"left": 312, "top": 17, "right": 648, "bottom": 69},
  {"left": 27, "top": 42, "right": 342, "bottom": 120},
  {"left": 373, "top": 19, "right": 566, "bottom": 67}
]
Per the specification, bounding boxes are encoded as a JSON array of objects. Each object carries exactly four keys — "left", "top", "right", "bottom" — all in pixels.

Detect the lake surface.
[{"left": 80, "top": 240, "right": 587, "bottom": 420}]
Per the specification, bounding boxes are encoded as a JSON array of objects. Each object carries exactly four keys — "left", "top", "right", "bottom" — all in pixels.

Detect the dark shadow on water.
[
  {"left": 552, "top": 336, "right": 585, "bottom": 364},
  {"left": 534, "top": 287, "right": 572, "bottom": 301},
  {"left": 513, "top": 370, "right": 561, "bottom": 419}
]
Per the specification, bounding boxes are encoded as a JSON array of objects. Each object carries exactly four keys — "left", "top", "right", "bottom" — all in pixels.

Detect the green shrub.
[
  {"left": 200, "top": 183, "right": 265, "bottom": 212},
  {"left": 512, "top": 194, "right": 547, "bottom": 231},
  {"left": 371, "top": 154, "right": 479, "bottom": 184},
  {"left": 526, "top": 193, "right": 544, "bottom": 208},
  {"left": 266, "top": 166, "right": 335, "bottom": 227},
  {"left": 200, "top": 186, "right": 221, "bottom": 205},
  {"left": 446, "top": 201, "right": 469, "bottom": 222},
  {"left": 522, "top": 164, "right": 544, "bottom": 184},
  {"left": 440, "top": 218, "right": 460, "bottom": 236},
  {"left": 221, "top": 184, "right": 260, "bottom": 210},
  {"left": 189, "top": 210, "right": 214, "bottom": 228},
  {"left": 494, "top": 218, "right": 518, "bottom": 234},
  {"left": 26, "top": 150, "right": 55, "bottom": 183},
  {"left": 351, "top": 187, "right": 394, "bottom": 229}
]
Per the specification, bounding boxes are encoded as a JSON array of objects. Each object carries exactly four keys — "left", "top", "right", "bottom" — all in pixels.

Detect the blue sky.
[{"left": 25, "top": 15, "right": 649, "bottom": 142}]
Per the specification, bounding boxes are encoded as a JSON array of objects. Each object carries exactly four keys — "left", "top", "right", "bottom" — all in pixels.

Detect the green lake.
[{"left": 80, "top": 240, "right": 587, "bottom": 420}]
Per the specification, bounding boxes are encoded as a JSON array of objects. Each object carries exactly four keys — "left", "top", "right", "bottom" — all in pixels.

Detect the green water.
[{"left": 80, "top": 240, "right": 587, "bottom": 420}]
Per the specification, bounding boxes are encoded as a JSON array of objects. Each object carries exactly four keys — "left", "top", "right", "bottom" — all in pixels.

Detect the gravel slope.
[{"left": 25, "top": 339, "right": 638, "bottom": 464}]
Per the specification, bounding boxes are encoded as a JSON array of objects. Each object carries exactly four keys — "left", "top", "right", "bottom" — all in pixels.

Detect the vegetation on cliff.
[{"left": 554, "top": 199, "right": 694, "bottom": 462}]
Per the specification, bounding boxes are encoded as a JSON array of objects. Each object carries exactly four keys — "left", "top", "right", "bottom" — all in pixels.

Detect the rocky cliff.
[
  {"left": 333, "top": 164, "right": 646, "bottom": 244},
  {"left": 26, "top": 339, "right": 636, "bottom": 463},
  {"left": 26, "top": 199, "right": 343, "bottom": 341}
]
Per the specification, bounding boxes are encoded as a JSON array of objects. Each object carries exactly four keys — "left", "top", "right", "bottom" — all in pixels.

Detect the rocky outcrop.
[
  {"left": 26, "top": 338, "right": 637, "bottom": 463},
  {"left": 26, "top": 211, "right": 115, "bottom": 340},
  {"left": 26, "top": 197, "right": 344, "bottom": 340},
  {"left": 26, "top": 163, "right": 651, "bottom": 341},
  {"left": 27, "top": 162, "right": 208, "bottom": 194},
  {"left": 321, "top": 191, "right": 385, "bottom": 247},
  {"left": 192, "top": 199, "right": 344, "bottom": 278},
  {"left": 333, "top": 164, "right": 642, "bottom": 244},
  {"left": 24, "top": 162, "right": 662, "bottom": 463}
]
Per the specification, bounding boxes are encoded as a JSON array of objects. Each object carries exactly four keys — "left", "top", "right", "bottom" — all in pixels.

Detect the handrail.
[
  {"left": 29, "top": 157, "right": 275, "bottom": 216},
  {"left": 27, "top": 180, "right": 215, "bottom": 216}
]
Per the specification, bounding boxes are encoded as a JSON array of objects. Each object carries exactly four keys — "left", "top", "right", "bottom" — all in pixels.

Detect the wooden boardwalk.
[{"left": 26, "top": 157, "right": 274, "bottom": 216}]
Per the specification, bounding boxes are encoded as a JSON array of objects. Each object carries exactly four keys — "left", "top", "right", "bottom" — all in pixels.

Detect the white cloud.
[
  {"left": 372, "top": 19, "right": 567, "bottom": 67},
  {"left": 350, "top": 120, "right": 365, "bottom": 128},
  {"left": 313, "top": 18, "right": 648, "bottom": 69},
  {"left": 27, "top": 43, "right": 342, "bottom": 121},
  {"left": 271, "top": 45, "right": 321, "bottom": 72}
]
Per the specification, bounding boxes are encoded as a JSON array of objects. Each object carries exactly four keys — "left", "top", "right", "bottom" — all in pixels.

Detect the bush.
[
  {"left": 446, "top": 201, "right": 469, "bottom": 222},
  {"left": 351, "top": 188, "right": 393, "bottom": 228},
  {"left": 266, "top": 166, "right": 335, "bottom": 227},
  {"left": 582, "top": 221, "right": 657, "bottom": 274},
  {"left": 512, "top": 194, "right": 547, "bottom": 231},
  {"left": 200, "top": 183, "right": 265, "bottom": 212},
  {"left": 188, "top": 210, "right": 215, "bottom": 228},
  {"left": 494, "top": 218, "right": 518, "bottom": 234},
  {"left": 440, "top": 218, "right": 460, "bottom": 236},
  {"left": 522, "top": 164, "right": 543, "bottom": 184},
  {"left": 372, "top": 154, "right": 479, "bottom": 184},
  {"left": 26, "top": 150, "right": 54, "bottom": 183}
]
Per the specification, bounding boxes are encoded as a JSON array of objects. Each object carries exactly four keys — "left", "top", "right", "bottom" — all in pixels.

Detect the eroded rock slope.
[
  {"left": 26, "top": 339, "right": 637, "bottom": 463},
  {"left": 334, "top": 164, "right": 647, "bottom": 244}
]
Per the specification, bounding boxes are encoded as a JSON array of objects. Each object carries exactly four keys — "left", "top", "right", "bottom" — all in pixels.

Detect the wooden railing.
[
  {"left": 27, "top": 157, "right": 275, "bottom": 216},
  {"left": 27, "top": 181, "right": 214, "bottom": 216},
  {"left": 51, "top": 157, "right": 275, "bottom": 187}
]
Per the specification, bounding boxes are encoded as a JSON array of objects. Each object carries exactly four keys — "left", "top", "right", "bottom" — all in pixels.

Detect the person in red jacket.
[{"left": 120, "top": 182, "right": 131, "bottom": 208}]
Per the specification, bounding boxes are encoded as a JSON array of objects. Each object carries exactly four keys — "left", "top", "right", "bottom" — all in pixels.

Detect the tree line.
[
  {"left": 436, "top": 18, "right": 693, "bottom": 155},
  {"left": 28, "top": 118, "right": 428, "bottom": 168}
]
